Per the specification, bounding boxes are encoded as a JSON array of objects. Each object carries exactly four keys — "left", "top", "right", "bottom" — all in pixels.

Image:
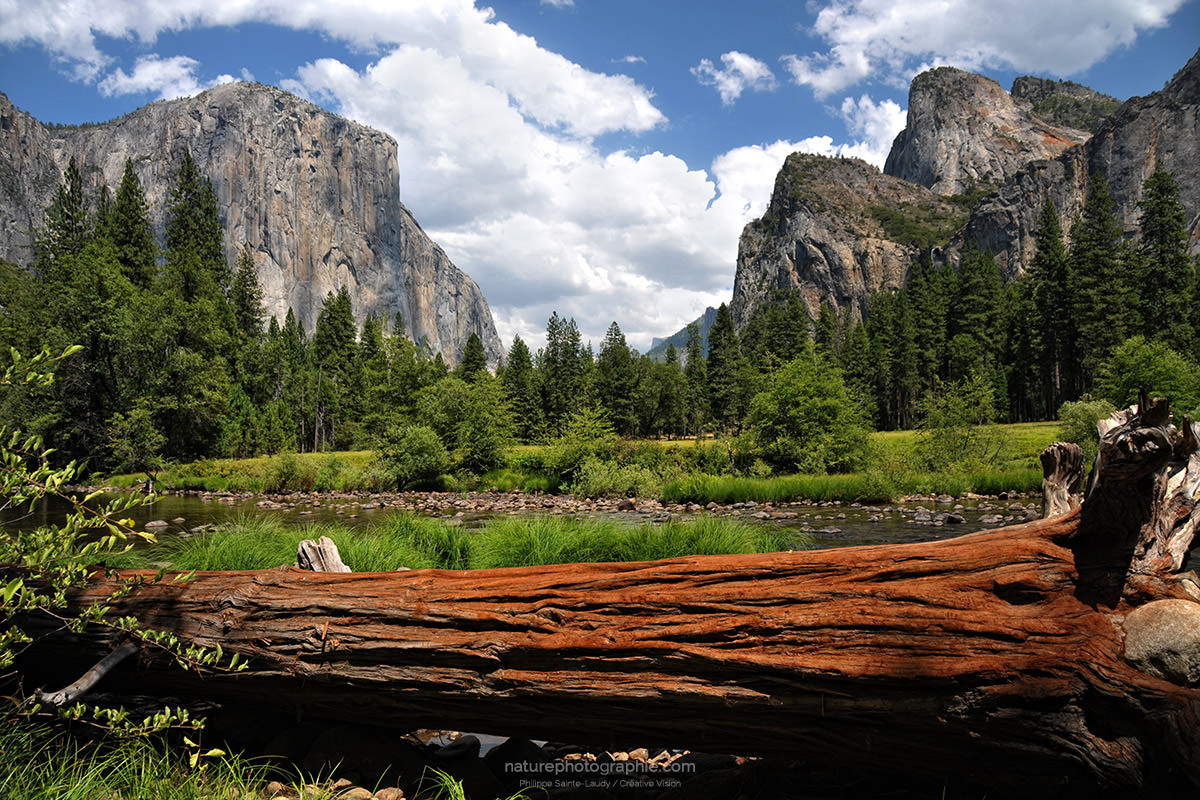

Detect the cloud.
[
  {"left": 615, "top": 55, "right": 646, "bottom": 64},
  {"left": 0, "top": 0, "right": 666, "bottom": 138},
  {"left": 783, "top": 0, "right": 1189, "bottom": 96},
  {"left": 97, "top": 53, "right": 236, "bottom": 100},
  {"left": 296, "top": 47, "right": 736, "bottom": 349},
  {"left": 541, "top": 0, "right": 575, "bottom": 6},
  {"left": 692, "top": 50, "right": 778, "bottom": 105},
  {"left": 837, "top": 94, "right": 907, "bottom": 167}
]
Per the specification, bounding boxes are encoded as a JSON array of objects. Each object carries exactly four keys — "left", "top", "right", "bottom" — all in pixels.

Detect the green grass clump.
[
  {"left": 145, "top": 515, "right": 790, "bottom": 573},
  {"left": 467, "top": 515, "right": 790, "bottom": 569},
  {"left": 0, "top": 722, "right": 269, "bottom": 800},
  {"left": 149, "top": 515, "right": 460, "bottom": 572}
]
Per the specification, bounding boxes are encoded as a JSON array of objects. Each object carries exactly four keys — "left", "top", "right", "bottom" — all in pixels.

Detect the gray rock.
[
  {"left": 885, "top": 66, "right": 1090, "bottom": 195},
  {"left": 1123, "top": 599, "right": 1200, "bottom": 686},
  {"left": 0, "top": 83, "right": 501, "bottom": 367},
  {"left": 731, "top": 154, "right": 944, "bottom": 327},
  {"left": 963, "top": 49, "right": 1200, "bottom": 281}
]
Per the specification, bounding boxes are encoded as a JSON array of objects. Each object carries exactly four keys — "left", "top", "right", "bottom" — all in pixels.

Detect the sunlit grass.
[
  {"left": 0, "top": 721, "right": 271, "bottom": 800},
  {"left": 139, "top": 514, "right": 795, "bottom": 573}
]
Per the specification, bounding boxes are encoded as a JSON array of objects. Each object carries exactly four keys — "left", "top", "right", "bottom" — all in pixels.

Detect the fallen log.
[{"left": 12, "top": 400, "right": 1200, "bottom": 795}]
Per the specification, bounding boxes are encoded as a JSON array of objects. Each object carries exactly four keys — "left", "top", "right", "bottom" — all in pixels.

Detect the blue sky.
[{"left": 1, "top": 0, "right": 1197, "bottom": 351}]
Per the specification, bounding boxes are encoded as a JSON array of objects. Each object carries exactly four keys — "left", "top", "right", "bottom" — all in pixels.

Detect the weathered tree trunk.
[
  {"left": 14, "top": 401, "right": 1200, "bottom": 795},
  {"left": 1040, "top": 440, "right": 1084, "bottom": 518}
]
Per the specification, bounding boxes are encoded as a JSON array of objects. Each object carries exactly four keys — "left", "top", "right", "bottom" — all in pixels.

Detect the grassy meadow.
[{"left": 100, "top": 420, "right": 1065, "bottom": 505}]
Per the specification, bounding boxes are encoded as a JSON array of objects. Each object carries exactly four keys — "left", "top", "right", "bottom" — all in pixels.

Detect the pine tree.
[
  {"left": 839, "top": 321, "right": 876, "bottom": 422},
  {"left": 231, "top": 245, "right": 265, "bottom": 341},
  {"left": 35, "top": 156, "right": 92, "bottom": 278},
  {"left": 311, "top": 286, "right": 359, "bottom": 450},
  {"left": 706, "top": 303, "right": 745, "bottom": 431},
  {"left": 1027, "top": 198, "right": 1073, "bottom": 415},
  {"left": 683, "top": 322, "right": 708, "bottom": 435},
  {"left": 1070, "top": 171, "right": 1134, "bottom": 392},
  {"left": 906, "top": 254, "right": 952, "bottom": 392},
  {"left": 455, "top": 332, "right": 488, "bottom": 382},
  {"left": 950, "top": 244, "right": 1005, "bottom": 375},
  {"left": 813, "top": 301, "right": 840, "bottom": 359},
  {"left": 540, "top": 312, "right": 587, "bottom": 432},
  {"left": 144, "top": 150, "right": 238, "bottom": 459},
  {"left": 740, "top": 290, "right": 809, "bottom": 369},
  {"left": 1136, "top": 170, "right": 1193, "bottom": 352},
  {"left": 105, "top": 158, "right": 157, "bottom": 289},
  {"left": 868, "top": 289, "right": 918, "bottom": 429},
  {"left": 595, "top": 322, "right": 637, "bottom": 435},
  {"left": 501, "top": 335, "right": 543, "bottom": 442},
  {"left": 164, "top": 150, "right": 229, "bottom": 303}
]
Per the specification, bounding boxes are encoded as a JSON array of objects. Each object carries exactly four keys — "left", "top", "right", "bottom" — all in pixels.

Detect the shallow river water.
[{"left": 4, "top": 488, "right": 1043, "bottom": 551}]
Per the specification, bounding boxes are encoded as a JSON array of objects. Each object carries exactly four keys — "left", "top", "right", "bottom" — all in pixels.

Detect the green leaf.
[{"left": 2, "top": 577, "right": 21, "bottom": 604}]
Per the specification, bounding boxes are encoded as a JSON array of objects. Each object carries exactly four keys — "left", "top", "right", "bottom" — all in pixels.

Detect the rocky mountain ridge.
[
  {"left": 964, "top": 48, "right": 1200, "bottom": 279},
  {"left": 731, "top": 48, "right": 1199, "bottom": 334},
  {"left": 0, "top": 82, "right": 502, "bottom": 366},
  {"left": 731, "top": 154, "right": 963, "bottom": 329},
  {"left": 1009, "top": 76, "right": 1122, "bottom": 133},
  {"left": 883, "top": 66, "right": 1092, "bottom": 196}
]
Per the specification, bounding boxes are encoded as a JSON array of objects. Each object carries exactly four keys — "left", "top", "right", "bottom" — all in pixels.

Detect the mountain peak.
[{"left": 884, "top": 66, "right": 1091, "bottom": 196}]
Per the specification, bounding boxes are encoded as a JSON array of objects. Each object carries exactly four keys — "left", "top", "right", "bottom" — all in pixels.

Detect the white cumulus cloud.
[
  {"left": 692, "top": 51, "right": 778, "bottom": 105},
  {"left": 97, "top": 54, "right": 235, "bottom": 100},
  {"left": 783, "top": 0, "right": 1189, "bottom": 96}
]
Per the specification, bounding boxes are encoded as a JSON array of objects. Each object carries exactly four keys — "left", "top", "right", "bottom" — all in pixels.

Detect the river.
[{"left": 3, "top": 489, "right": 1043, "bottom": 551}]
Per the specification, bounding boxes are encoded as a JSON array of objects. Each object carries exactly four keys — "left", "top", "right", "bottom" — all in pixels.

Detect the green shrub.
[
  {"left": 1097, "top": 336, "right": 1200, "bottom": 415},
  {"left": 543, "top": 405, "right": 618, "bottom": 481},
  {"left": 416, "top": 375, "right": 514, "bottom": 474},
  {"left": 375, "top": 423, "right": 451, "bottom": 488},
  {"left": 744, "top": 351, "right": 871, "bottom": 473},
  {"left": 313, "top": 455, "right": 347, "bottom": 493},
  {"left": 1057, "top": 397, "right": 1117, "bottom": 468},
  {"left": 262, "top": 452, "right": 317, "bottom": 493},
  {"left": 568, "top": 456, "right": 662, "bottom": 498}
]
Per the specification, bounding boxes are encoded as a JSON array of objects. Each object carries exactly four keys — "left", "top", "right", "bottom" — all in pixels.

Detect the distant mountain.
[
  {"left": 646, "top": 306, "right": 719, "bottom": 361},
  {"left": 884, "top": 66, "right": 1092, "bottom": 196},
  {"left": 0, "top": 82, "right": 502, "bottom": 366},
  {"left": 731, "top": 47, "right": 1199, "bottom": 332}
]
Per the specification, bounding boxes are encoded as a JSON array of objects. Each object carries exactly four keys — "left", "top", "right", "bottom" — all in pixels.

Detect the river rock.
[{"left": 1123, "top": 599, "right": 1200, "bottom": 686}]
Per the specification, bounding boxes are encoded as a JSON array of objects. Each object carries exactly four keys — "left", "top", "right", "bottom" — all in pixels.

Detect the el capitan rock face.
[
  {"left": 883, "top": 67, "right": 1091, "bottom": 196},
  {"left": 0, "top": 82, "right": 501, "bottom": 366}
]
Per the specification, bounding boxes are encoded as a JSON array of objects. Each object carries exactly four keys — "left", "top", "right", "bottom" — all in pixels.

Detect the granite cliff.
[
  {"left": 0, "top": 82, "right": 501, "bottom": 366},
  {"left": 731, "top": 154, "right": 963, "bottom": 329},
  {"left": 732, "top": 48, "right": 1199, "bottom": 333},
  {"left": 964, "top": 48, "right": 1200, "bottom": 279},
  {"left": 883, "top": 67, "right": 1091, "bottom": 196}
]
